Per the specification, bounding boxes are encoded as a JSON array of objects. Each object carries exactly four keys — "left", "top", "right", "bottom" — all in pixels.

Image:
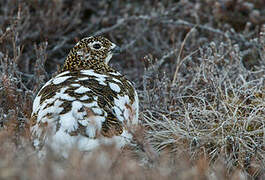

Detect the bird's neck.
[{"left": 60, "top": 53, "right": 113, "bottom": 73}]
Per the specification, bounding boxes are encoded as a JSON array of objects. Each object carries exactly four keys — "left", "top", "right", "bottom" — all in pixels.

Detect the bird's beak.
[{"left": 111, "top": 46, "right": 121, "bottom": 55}]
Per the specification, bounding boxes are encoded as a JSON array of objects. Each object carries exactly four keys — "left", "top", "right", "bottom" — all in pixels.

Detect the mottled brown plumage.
[
  {"left": 30, "top": 36, "right": 139, "bottom": 157},
  {"left": 61, "top": 36, "right": 115, "bottom": 72}
]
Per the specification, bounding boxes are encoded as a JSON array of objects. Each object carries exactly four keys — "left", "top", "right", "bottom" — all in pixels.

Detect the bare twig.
[{"left": 172, "top": 26, "right": 197, "bottom": 86}]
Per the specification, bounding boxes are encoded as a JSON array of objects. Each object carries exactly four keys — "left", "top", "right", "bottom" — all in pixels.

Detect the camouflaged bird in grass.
[{"left": 30, "top": 36, "right": 139, "bottom": 157}]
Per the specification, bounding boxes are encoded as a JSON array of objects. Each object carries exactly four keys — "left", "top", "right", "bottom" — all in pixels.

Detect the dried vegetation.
[{"left": 0, "top": 0, "right": 264, "bottom": 179}]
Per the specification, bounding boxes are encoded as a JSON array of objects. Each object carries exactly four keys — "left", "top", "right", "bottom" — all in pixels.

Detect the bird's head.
[{"left": 62, "top": 36, "right": 120, "bottom": 72}]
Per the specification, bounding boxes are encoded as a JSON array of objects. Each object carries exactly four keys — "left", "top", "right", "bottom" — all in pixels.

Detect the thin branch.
[{"left": 172, "top": 26, "right": 197, "bottom": 86}]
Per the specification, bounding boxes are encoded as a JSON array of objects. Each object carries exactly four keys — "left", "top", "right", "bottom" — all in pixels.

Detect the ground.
[{"left": 0, "top": 0, "right": 264, "bottom": 179}]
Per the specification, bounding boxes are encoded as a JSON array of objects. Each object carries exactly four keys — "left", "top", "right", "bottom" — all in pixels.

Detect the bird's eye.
[{"left": 93, "top": 43, "right": 101, "bottom": 49}]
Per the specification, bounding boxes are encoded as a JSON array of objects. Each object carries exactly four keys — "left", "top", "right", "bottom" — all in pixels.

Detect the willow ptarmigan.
[{"left": 30, "top": 36, "right": 139, "bottom": 157}]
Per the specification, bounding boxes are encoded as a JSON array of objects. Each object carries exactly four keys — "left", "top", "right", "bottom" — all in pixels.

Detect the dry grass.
[{"left": 0, "top": 0, "right": 265, "bottom": 179}]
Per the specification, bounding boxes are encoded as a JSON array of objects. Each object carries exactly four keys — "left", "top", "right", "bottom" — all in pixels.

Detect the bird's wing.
[{"left": 31, "top": 70, "right": 133, "bottom": 141}]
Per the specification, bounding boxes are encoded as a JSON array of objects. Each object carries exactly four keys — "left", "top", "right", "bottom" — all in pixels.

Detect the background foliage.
[{"left": 0, "top": 0, "right": 264, "bottom": 179}]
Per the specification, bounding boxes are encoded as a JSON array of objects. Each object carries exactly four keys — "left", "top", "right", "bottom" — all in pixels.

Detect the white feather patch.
[
  {"left": 56, "top": 71, "right": 70, "bottom": 77},
  {"left": 53, "top": 76, "right": 71, "bottom": 85},
  {"left": 74, "top": 86, "right": 91, "bottom": 94},
  {"left": 79, "top": 95, "right": 89, "bottom": 101},
  {"left": 80, "top": 70, "right": 107, "bottom": 85},
  {"left": 109, "top": 82, "right": 121, "bottom": 93},
  {"left": 71, "top": 83, "right": 81, "bottom": 87}
]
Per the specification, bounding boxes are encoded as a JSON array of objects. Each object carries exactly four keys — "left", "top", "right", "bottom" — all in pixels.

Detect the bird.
[{"left": 30, "top": 36, "right": 139, "bottom": 157}]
